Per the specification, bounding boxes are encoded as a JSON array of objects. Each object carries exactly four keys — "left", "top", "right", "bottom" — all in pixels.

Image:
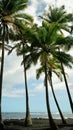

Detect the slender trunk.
[
  {"left": 61, "top": 62, "right": 73, "bottom": 113},
  {"left": 23, "top": 44, "right": 32, "bottom": 126},
  {"left": 0, "top": 25, "right": 5, "bottom": 123},
  {"left": 49, "top": 71, "right": 66, "bottom": 124},
  {"left": 44, "top": 64, "right": 59, "bottom": 130},
  {"left": 0, "top": 25, "right": 5, "bottom": 129}
]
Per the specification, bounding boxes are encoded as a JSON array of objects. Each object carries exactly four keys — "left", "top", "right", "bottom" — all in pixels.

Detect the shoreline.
[
  {"left": 3, "top": 118, "right": 73, "bottom": 130},
  {"left": 2, "top": 112, "right": 73, "bottom": 120}
]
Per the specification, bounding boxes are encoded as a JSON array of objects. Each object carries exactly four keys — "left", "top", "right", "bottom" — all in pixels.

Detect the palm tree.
[
  {"left": 40, "top": 5, "right": 73, "bottom": 113},
  {"left": 44, "top": 62, "right": 59, "bottom": 130},
  {"left": 0, "top": 41, "right": 12, "bottom": 129},
  {"left": 23, "top": 56, "right": 32, "bottom": 126},
  {"left": 48, "top": 70, "right": 67, "bottom": 124},
  {"left": 8, "top": 22, "right": 33, "bottom": 126},
  {"left": 17, "top": 43, "right": 32, "bottom": 126},
  {"left": 36, "top": 56, "right": 67, "bottom": 124},
  {"left": 61, "top": 59, "right": 73, "bottom": 113},
  {"left": 53, "top": 47, "right": 73, "bottom": 113},
  {"left": 0, "top": 0, "right": 33, "bottom": 126},
  {"left": 19, "top": 44, "right": 33, "bottom": 126}
]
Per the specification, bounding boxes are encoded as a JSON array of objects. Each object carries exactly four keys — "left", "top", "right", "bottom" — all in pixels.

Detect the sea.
[{"left": 2, "top": 112, "right": 73, "bottom": 120}]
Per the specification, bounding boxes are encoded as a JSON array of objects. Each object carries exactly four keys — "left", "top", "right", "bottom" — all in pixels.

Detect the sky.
[{"left": 2, "top": 0, "right": 73, "bottom": 113}]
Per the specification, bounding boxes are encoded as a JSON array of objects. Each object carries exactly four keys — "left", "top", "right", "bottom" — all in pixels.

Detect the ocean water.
[{"left": 2, "top": 112, "right": 73, "bottom": 120}]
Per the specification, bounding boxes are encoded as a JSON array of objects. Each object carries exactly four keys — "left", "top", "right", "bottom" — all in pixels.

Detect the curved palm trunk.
[
  {"left": 44, "top": 64, "right": 59, "bottom": 130},
  {"left": 49, "top": 71, "right": 66, "bottom": 124},
  {"left": 61, "top": 62, "right": 73, "bottom": 113},
  {"left": 0, "top": 25, "right": 5, "bottom": 127},
  {"left": 23, "top": 47, "right": 32, "bottom": 126}
]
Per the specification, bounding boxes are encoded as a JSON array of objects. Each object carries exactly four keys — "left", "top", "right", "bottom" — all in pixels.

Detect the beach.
[
  {"left": 2, "top": 112, "right": 73, "bottom": 130},
  {"left": 3, "top": 118, "right": 73, "bottom": 130}
]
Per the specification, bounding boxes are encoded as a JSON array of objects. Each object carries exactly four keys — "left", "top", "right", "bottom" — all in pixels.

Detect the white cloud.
[
  {"left": 25, "top": 0, "right": 40, "bottom": 24},
  {"left": 2, "top": 50, "right": 38, "bottom": 97},
  {"left": 2, "top": 0, "right": 73, "bottom": 98},
  {"left": 33, "top": 83, "right": 44, "bottom": 93},
  {"left": 2, "top": 88, "right": 25, "bottom": 98},
  {"left": 3, "top": 48, "right": 73, "bottom": 97},
  {"left": 56, "top": 0, "right": 73, "bottom": 13}
]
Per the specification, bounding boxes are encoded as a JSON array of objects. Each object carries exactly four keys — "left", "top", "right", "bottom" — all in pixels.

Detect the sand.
[{"left": 2, "top": 118, "right": 73, "bottom": 130}]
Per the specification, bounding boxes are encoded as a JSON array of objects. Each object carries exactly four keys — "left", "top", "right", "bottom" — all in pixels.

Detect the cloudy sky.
[{"left": 2, "top": 0, "right": 73, "bottom": 114}]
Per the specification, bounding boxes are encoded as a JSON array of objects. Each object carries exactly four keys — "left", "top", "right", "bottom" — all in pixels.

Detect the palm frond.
[
  {"left": 53, "top": 51, "right": 73, "bottom": 68},
  {"left": 3, "top": 0, "right": 28, "bottom": 14},
  {"left": 36, "top": 67, "right": 44, "bottom": 79},
  {"left": 56, "top": 36, "right": 73, "bottom": 51},
  {"left": 14, "top": 13, "right": 33, "bottom": 23}
]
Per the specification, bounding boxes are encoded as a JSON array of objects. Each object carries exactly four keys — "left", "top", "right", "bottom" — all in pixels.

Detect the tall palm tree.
[
  {"left": 0, "top": 22, "right": 5, "bottom": 122},
  {"left": 40, "top": 5, "right": 73, "bottom": 113},
  {"left": 17, "top": 43, "right": 32, "bottom": 126},
  {"left": 19, "top": 44, "right": 32, "bottom": 126},
  {"left": 0, "top": 0, "right": 33, "bottom": 126},
  {"left": 23, "top": 57, "right": 32, "bottom": 126},
  {"left": 8, "top": 22, "right": 33, "bottom": 126}
]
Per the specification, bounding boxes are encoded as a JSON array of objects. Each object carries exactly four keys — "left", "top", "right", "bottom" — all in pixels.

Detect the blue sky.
[{"left": 2, "top": 0, "right": 73, "bottom": 113}]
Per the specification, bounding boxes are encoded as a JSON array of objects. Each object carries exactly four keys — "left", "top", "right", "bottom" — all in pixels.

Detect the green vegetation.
[{"left": 0, "top": 0, "right": 73, "bottom": 130}]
